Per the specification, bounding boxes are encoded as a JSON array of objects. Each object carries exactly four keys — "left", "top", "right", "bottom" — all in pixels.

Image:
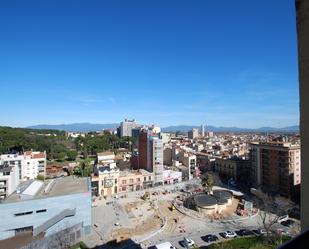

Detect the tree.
[
  {"left": 56, "top": 152, "right": 66, "bottom": 161},
  {"left": 254, "top": 193, "right": 288, "bottom": 245},
  {"left": 201, "top": 173, "right": 214, "bottom": 194},
  {"left": 81, "top": 158, "right": 93, "bottom": 177},
  {"left": 67, "top": 150, "right": 78, "bottom": 161}
]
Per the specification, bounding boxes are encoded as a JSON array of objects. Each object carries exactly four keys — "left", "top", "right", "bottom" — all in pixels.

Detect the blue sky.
[{"left": 0, "top": 0, "right": 299, "bottom": 128}]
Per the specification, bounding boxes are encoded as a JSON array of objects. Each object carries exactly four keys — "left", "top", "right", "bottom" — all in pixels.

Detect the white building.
[
  {"left": 120, "top": 119, "right": 138, "bottom": 137},
  {"left": 151, "top": 137, "right": 164, "bottom": 185},
  {"left": 23, "top": 151, "right": 47, "bottom": 180},
  {"left": 0, "top": 151, "right": 46, "bottom": 199},
  {"left": 0, "top": 162, "right": 20, "bottom": 200},
  {"left": 188, "top": 128, "right": 199, "bottom": 139},
  {"left": 163, "top": 170, "right": 182, "bottom": 185}
]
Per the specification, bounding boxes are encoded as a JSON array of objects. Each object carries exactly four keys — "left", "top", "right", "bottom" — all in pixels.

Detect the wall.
[
  {"left": 0, "top": 192, "right": 91, "bottom": 240},
  {"left": 296, "top": 0, "right": 309, "bottom": 231}
]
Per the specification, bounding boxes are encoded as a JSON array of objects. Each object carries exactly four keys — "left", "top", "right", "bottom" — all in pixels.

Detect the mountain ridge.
[{"left": 26, "top": 123, "right": 299, "bottom": 133}]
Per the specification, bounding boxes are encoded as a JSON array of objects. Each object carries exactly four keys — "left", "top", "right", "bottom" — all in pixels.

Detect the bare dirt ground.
[
  {"left": 157, "top": 199, "right": 186, "bottom": 234},
  {"left": 111, "top": 199, "right": 162, "bottom": 242}
]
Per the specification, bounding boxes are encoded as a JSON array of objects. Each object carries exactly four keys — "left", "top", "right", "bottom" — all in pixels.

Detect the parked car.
[
  {"left": 278, "top": 215, "right": 289, "bottom": 223},
  {"left": 288, "top": 207, "right": 300, "bottom": 220},
  {"left": 235, "top": 229, "right": 254, "bottom": 236},
  {"left": 155, "top": 242, "right": 176, "bottom": 249},
  {"left": 281, "top": 219, "right": 295, "bottom": 227},
  {"left": 252, "top": 228, "right": 267, "bottom": 235},
  {"left": 201, "top": 234, "right": 219, "bottom": 242},
  {"left": 182, "top": 237, "right": 195, "bottom": 248},
  {"left": 221, "top": 231, "right": 237, "bottom": 238}
]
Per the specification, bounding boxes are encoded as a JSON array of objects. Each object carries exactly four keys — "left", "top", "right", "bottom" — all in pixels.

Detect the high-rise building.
[
  {"left": 250, "top": 142, "right": 301, "bottom": 199},
  {"left": 138, "top": 130, "right": 163, "bottom": 185},
  {"left": 188, "top": 128, "right": 199, "bottom": 139},
  {"left": 201, "top": 124, "right": 205, "bottom": 137},
  {"left": 119, "top": 119, "right": 137, "bottom": 137}
]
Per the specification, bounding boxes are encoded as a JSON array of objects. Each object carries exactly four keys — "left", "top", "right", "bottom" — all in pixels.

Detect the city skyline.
[{"left": 0, "top": 0, "right": 299, "bottom": 128}]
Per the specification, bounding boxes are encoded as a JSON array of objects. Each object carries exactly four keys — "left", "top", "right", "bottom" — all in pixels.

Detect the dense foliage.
[{"left": 0, "top": 126, "right": 132, "bottom": 160}]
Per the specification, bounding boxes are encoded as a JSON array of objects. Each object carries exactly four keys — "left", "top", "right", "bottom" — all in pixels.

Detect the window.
[
  {"left": 36, "top": 209, "right": 47, "bottom": 213},
  {"left": 129, "top": 178, "right": 134, "bottom": 184},
  {"left": 149, "top": 176, "right": 151, "bottom": 180},
  {"left": 15, "top": 211, "right": 33, "bottom": 216},
  {"left": 144, "top": 177, "right": 146, "bottom": 181},
  {"left": 137, "top": 178, "right": 140, "bottom": 182},
  {"left": 122, "top": 180, "right": 126, "bottom": 185},
  {"left": 115, "top": 178, "right": 117, "bottom": 184}
]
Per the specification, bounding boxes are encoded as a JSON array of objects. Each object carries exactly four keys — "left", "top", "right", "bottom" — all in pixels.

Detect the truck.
[{"left": 155, "top": 242, "right": 175, "bottom": 249}]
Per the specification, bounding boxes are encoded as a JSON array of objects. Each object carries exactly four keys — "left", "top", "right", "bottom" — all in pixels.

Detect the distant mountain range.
[
  {"left": 27, "top": 123, "right": 119, "bottom": 132},
  {"left": 161, "top": 125, "right": 299, "bottom": 133},
  {"left": 27, "top": 123, "right": 300, "bottom": 133}
]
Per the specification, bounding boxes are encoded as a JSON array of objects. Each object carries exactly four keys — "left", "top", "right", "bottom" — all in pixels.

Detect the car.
[
  {"left": 222, "top": 231, "right": 237, "bottom": 238},
  {"left": 281, "top": 219, "right": 295, "bottom": 227},
  {"left": 235, "top": 229, "right": 254, "bottom": 236},
  {"left": 114, "top": 222, "right": 120, "bottom": 226},
  {"left": 278, "top": 215, "right": 289, "bottom": 223},
  {"left": 94, "top": 223, "right": 99, "bottom": 228},
  {"left": 288, "top": 207, "right": 300, "bottom": 220},
  {"left": 155, "top": 242, "right": 176, "bottom": 249},
  {"left": 182, "top": 237, "right": 195, "bottom": 248},
  {"left": 252, "top": 228, "right": 267, "bottom": 235},
  {"left": 201, "top": 234, "right": 219, "bottom": 242}
]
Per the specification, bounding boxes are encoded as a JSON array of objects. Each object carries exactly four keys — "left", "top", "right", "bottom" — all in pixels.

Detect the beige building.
[
  {"left": 215, "top": 158, "right": 238, "bottom": 180},
  {"left": 92, "top": 151, "right": 119, "bottom": 197},
  {"left": 118, "top": 171, "right": 144, "bottom": 193},
  {"left": 250, "top": 142, "right": 301, "bottom": 199}
]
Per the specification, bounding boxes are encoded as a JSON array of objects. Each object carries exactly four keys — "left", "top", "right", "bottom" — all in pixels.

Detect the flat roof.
[
  {"left": 3, "top": 176, "right": 89, "bottom": 203},
  {"left": 194, "top": 193, "right": 217, "bottom": 207},
  {"left": 212, "top": 190, "right": 232, "bottom": 204}
]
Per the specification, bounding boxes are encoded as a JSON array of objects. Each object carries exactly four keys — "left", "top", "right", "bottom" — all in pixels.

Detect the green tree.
[
  {"left": 81, "top": 158, "right": 93, "bottom": 177},
  {"left": 67, "top": 150, "right": 78, "bottom": 161},
  {"left": 56, "top": 152, "right": 66, "bottom": 161},
  {"left": 201, "top": 173, "right": 214, "bottom": 193}
]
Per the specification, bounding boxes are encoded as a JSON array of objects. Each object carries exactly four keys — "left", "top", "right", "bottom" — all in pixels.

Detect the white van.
[{"left": 155, "top": 242, "right": 176, "bottom": 249}]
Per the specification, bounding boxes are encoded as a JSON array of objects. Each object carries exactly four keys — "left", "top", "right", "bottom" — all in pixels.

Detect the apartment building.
[
  {"left": 23, "top": 151, "right": 46, "bottom": 180},
  {"left": 0, "top": 151, "right": 46, "bottom": 199},
  {"left": 250, "top": 142, "right": 301, "bottom": 198},
  {"left": 119, "top": 119, "right": 138, "bottom": 137},
  {"left": 90, "top": 151, "right": 119, "bottom": 197},
  {"left": 179, "top": 152, "right": 196, "bottom": 180},
  {"left": 188, "top": 128, "right": 199, "bottom": 139},
  {"left": 0, "top": 162, "right": 19, "bottom": 200},
  {"left": 138, "top": 130, "right": 164, "bottom": 185},
  {"left": 0, "top": 151, "right": 46, "bottom": 181}
]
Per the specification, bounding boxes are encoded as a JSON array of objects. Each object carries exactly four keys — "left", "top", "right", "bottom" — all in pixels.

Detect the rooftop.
[
  {"left": 97, "top": 151, "right": 115, "bottom": 157},
  {"left": 3, "top": 176, "right": 89, "bottom": 203}
]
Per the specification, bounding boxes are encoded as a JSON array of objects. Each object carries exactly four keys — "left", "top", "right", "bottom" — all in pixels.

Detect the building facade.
[
  {"left": 0, "top": 177, "right": 91, "bottom": 243},
  {"left": 0, "top": 162, "right": 19, "bottom": 200},
  {"left": 138, "top": 130, "right": 164, "bottom": 185},
  {"left": 188, "top": 128, "right": 199, "bottom": 139},
  {"left": 250, "top": 142, "right": 301, "bottom": 198},
  {"left": 120, "top": 119, "right": 137, "bottom": 137}
]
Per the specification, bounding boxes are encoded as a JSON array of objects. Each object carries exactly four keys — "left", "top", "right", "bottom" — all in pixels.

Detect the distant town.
[{"left": 0, "top": 119, "right": 301, "bottom": 248}]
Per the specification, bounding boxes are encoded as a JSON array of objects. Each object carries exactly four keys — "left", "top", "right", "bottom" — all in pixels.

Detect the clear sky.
[{"left": 0, "top": 0, "right": 299, "bottom": 128}]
